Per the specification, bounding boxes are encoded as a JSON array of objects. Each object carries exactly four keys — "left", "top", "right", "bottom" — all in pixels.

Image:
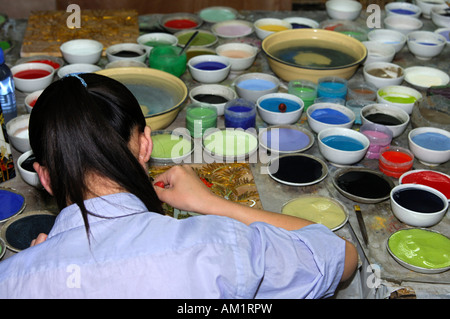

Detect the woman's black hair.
[{"left": 29, "top": 73, "right": 163, "bottom": 239}]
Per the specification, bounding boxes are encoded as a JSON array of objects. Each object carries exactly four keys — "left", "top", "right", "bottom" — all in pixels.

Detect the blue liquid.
[
  {"left": 417, "top": 42, "right": 438, "bottom": 46},
  {"left": 310, "top": 108, "right": 350, "bottom": 124},
  {"left": 317, "top": 81, "right": 347, "bottom": 99},
  {"left": 224, "top": 105, "right": 256, "bottom": 129},
  {"left": 194, "top": 61, "right": 227, "bottom": 71},
  {"left": 412, "top": 132, "right": 450, "bottom": 151},
  {"left": 237, "top": 79, "right": 276, "bottom": 91},
  {"left": 259, "top": 97, "right": 301, "bottom": 113},
  {"left": 0, "top": 189, "right": 25, "bottom": 221},
  {"left": 291, "top": 23, "right": 312, "bottom": 29},
  {"left": 390, "top": 8, "right": 416, "bottom": 15},
  {"left": 322, "top": 135, "right": 365, "bottom": 151}
]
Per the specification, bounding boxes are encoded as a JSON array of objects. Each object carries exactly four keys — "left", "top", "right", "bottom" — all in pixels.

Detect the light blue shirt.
[{"left": 0, "top": 193, "right": 346, "bottom": 299}]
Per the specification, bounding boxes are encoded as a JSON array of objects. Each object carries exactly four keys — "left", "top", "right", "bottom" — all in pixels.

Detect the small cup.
[
  {"left": 347, "top": 80, "right": 377, "bottom": 101},
  {"left": 288, "top": 79, "right": 317, "bottom": 110},
  {"left": 379, "top": 146, "right": 414, "bottom": 178},
  {"left": 148, "top": 46, "right": 187, "bottom": 77},
  {"left": 314, "top": 97, "right": 346, "bottom": 105},
  {"left": 224, "top": 98, "right": 256, "bottom": 129},
  {"left": 346, "top": 99, "right": 374, "bottom": 125},
  {"left": 317, "top": 76, "right": 348, "bottom": 100},
  {"left": 360, "top": 123, "right": 393, "bottom": 159},
  {"left": 185, "top": 103, "right": 217, "bottom": 138}
]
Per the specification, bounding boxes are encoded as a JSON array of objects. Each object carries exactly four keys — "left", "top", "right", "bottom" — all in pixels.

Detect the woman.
[{"left": 0, "top": 73, "right": 357, "bottom": 298}]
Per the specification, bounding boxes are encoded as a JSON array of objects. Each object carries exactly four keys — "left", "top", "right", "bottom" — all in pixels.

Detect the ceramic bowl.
[
  {"left": 254, "top": 18, "right": 292, "bottom": 40},
  {"left": 105, "top": 60, "right": 147, "bottom": 69},
  {"left": 60, "top": 39, "right": 103, "bottom": 64},
  {"left": 307, "top": 102, "right": 356, "bottom": 134},
  {"left": 24, "top": 89, "right": 44, "bottom": 113},
  {"left": 376, "top": 85, "right": 423, "bottom": 115},
  {"left": 17, "top": 150, "right": 42, "bottom": 188},
  {"left": 96, "top": 67, "right": 188, "bottom": 130},
  {"left": 15, "top": 55, "right": 65, "bottom": 71},
  {"left": 363, "top": 62, "right": 405, "bottom": 89},
  {"left": 385, "top": 2, "right": 422, "bottom": 18},
  {"left": 435, "top": 27, "right": 450, "bottom": 46},
  {"left": 175, "top": 29, "right": 218, "bottom": 48},
  {"left": 189, "top": 84, "right": 237, "bottom": 116},
  {"left": 283, "top": 17, "right": 319, "bottom": 29},
  {"left": 415, "top": 0, "right": 447, "bottom": 19},
  {"left": 262, "top": 29, "right": 367, "bottom": 83},
  {"left": 159, "top": 13, "right": 203, "bottom": 33},
  {"left": 384, "top": 15, "right": 423, "bottom": 35},
  {"left": 233, "top": 73, "right": 280, "bottom": 103},
  {"left": 362, "top": 41, "right": 396, "bottom": 65},
  {"left": 399, "top": 169, "right": 450, "bottom": 202},
  {"left": 431, "top": 7, "right": 450, "bottom": 27},
  {"left": 198, "top": 6, "right": 238, "bottom": 23},
  {"left": 325, "top": 0, "right": 362, "bottom": 20},
  {"left": 215, "top": 43, "right": 258, "bottom": 71},
  {"left": 390, "top": 184, "right": 448, "bottom": 227},
  {"left": 360, "top": 103, "right": 410, "bottom": 138},
  {"left": 137, "top": 32, "right": 178, "bottom": 55},
  {"left": 210, "top": 20, "right": 254, "bottom": 38},
  {"left": 403, "top": 66, "right": 450, "bottom": 90},
  {"left": 408, "top": 127, "right": 450, "bottom": 166},
  {"left": 105, "top": 43, "right": 147, "bottom": 63},
  {"left": 11, "top": 63, "right": 55, "bottom": 93},
  {"left": 5, "top": 114, "right": 30, "bottom": 153},
  {"left": 406, "top": 31, "right": 446, "bottom": 60},
  {"left": 57, "top": 63, "right": 102, "bottom": 78},
  {"left": 187, "top": 55, "right": 231, "bottom": 83},
  {"left": 256, "top": 93, "right": 304, "bottom": 125},
  {"left": 367, "top": 29, "right": 407, "bottom": 53},
  {"left": 318, "top": 127, "right": 369, "bottom": 166}
]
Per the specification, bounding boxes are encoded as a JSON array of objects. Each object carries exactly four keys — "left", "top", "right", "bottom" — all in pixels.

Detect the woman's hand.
[{"left": 30, "top": 233, "right": 48, "bottom": 247}]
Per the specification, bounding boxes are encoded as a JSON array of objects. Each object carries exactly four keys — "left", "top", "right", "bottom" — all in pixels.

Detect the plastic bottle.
[{"left": 0, "top": 48, "right": 17, "bottom": 124}]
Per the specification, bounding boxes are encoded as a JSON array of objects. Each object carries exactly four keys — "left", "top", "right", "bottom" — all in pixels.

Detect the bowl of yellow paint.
[
  {"left": 254, "top": 18, "right": 292, "bottom": 40},
  {"left": 376, "top": 85, "right": 422, "bottom": 115}
]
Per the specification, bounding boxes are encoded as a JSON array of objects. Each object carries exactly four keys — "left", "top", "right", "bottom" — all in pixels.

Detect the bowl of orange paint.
[
  {"left": 254, "top": 18, "right": 292, "bottom": 40},
  {"left": 160, "top": 13, "right": 203, "bottom": 34},
  {"left": 11, "top": 62, "right": 55, "bottom": 93},
  {"left": 379, "top": 146, "right": 414, "bottom": 178}
]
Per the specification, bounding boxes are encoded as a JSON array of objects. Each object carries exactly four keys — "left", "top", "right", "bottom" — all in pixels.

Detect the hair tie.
[{"left": 63, "top": 72, "right": 88, "bottom": 88}]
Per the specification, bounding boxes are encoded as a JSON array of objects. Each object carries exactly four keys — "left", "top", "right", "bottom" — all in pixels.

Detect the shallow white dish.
[
  {"left": 403, "top": 66, "right": 450, "bottom": 89},
  {"left": 57, "top": 63, "right": 102, "bottom": 78},
  {"left": 211, "top": 20, "right": 254, "bottom": 38}
]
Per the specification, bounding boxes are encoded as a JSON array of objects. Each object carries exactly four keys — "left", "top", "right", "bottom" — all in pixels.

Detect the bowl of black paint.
[
  {"left": 390, "top": 184, "right": 448, "bottom": 227},
  {"left": 333, "top": 167, "right": 395, "bottom": 203},
  {"left": 189, "top": 84, "right": 237, "bottom": 116},
  {"left": 17, "top": 150, "right": 42, "bottom": 189},
  {"left": 360, "top": 103, "right": 409, "bottom": 138},
  {"left": 106, "top": 43, "right": 147, "bottom": 63}
]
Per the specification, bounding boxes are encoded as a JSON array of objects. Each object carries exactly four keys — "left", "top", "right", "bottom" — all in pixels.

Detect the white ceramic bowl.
[
  {"left": 390, "top": 184, "right": 448, "bottom": 227},
  {"left": 5, "top": 114, "right": 30, "bottom": 153},
  {"left": 325, "top": 0, "right": 362, "bottom": 20},
  {"left": 385, "top": 2, "right": 422, "bottom": 18},
  {"left": 254, "top": 18, "right": 292, "bottom": 40},
  {"left": 215, "top": 43, "right": 258, "bottom": 71},
  {"left": 189, "top": 84, "right": 237, "bottom": 116},
  {"left": 362, "top": 41, "right": 396, "bottom": 65},
  {"left": 376, "top": 85, "right": 422, "bottom": 115},
  {"left": 434, "top": 27, "right": 450, "bottom": 46},
  {"left": 403, "top": 66, "right": 450, "bottom": 89},
  {"left": 60, "top": 39, "right": 103, "bottom": 64},
  {"left": 210, "top": 20, "right": 254, "bottom": 38},
  {"left": 24, "top": 89, "right": 44, "bottom": 113},
  {"left": 431, "top": 6, "right": 450, "bottom": 27},
  {"left": 407, "top": 31, "right": 446, "bottom": 60},
  {"left": 307, "top": 102, "right": 356, "bottom": 134},
  {"left": 283, "top": 17, "right": 319, "bottom": 29},
  {"left": 360, "top": 103, "right": 410, "bottom": 138},
  {"left": 256, "top": 93, "right": 304, "bottom": 125},
  {"left": 367, "top": 29, "right": 407, "bottom": 53},
  {"left": 57, "top": 63, "right": 102, "bottom": 78},
  {"left": 318, "top": 127, "right": 369, "bottom": 165},
  {"left": 137, "top": 32, "right": 178, "bottom": 55},
  {"left": 408, "top": 127, "right": 450, "bottom": 166},
  {"left": 415, "top": 0, "right": 447, "bottom": 19},
  {"left": 187, "top": 55, "right": 231, "bottom": 84},
  {"left": 233, "top": 73, "right": 280, "bottom": 103},
  {"left": 11, "top": 63, "right": 55, "bottom": 93},
  {"left": 106, "top": 43, "right": 147, "bottom": 63},
  {"left": 363, "top": 62, "right": 405, "bottom": 89},
  {"left": 384, "top": 15, "right": 423, "bottom": 35},
  {"left": 17, "top": 150, "right": 42, "bottom": 189}
]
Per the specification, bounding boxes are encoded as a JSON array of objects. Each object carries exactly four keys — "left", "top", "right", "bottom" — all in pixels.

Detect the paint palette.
[
  {"left": 267, "top": 154, "right": 328, "bottom": 186},
  {"left": 258, "top": 125, "right": 314, "bottom": 154},
  {"left": 333, "top": 167, "right": 395, "bottom": 203},
  {"left": 399, "top": 169, "right": 450, "bottom": 202},
  {"left": 0, "top": 210, "right": 57, "bottom": 252},
  {"left": 150, "top": 130, "right": 194, "bottom": 164},
  {"left": 0, "top": 188, "right": 26, "bottom": 223}
]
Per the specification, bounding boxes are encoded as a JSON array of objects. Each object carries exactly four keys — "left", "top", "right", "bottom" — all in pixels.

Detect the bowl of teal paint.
[
  {"left": 233, "top": 72, "right": 280, "bottom": 102},
  {"left": 376, "top": 85, "right": 422, "bottom": 115},
  {"left": 256, "top": 93, "right": 304, "bottom": 125},
  {"left": 306, "top": 102, "right": 355, "bottom": 134},
  {"left": 408, "top": 127, "right": 450, "bottom": 166},
  {"left": 318, "top": 127, "right": 369, "bottom": 166}
]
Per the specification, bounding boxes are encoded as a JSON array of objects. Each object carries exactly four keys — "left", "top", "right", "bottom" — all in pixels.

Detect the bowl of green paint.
[
  {"left": 137, "top": 33, "right": 178, "bottom": 55},
  {"left": 150, "top": 130, "right": 193, "bottom": 164},
  {"left": 175, "top": 29, "right": 218, "bottom": 48},
  {"left": 377, "top": 85, "right": 422, "bottom": 115}
]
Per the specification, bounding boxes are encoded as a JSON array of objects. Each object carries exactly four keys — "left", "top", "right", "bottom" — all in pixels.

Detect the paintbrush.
[{"left": 354, "top": 205, "right": 369, "bottom": 246}]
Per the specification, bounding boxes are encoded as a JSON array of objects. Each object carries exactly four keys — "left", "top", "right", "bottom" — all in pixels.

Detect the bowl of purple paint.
[
  {"left": 306, "top": 102, "right": 355, "bottom": 134},
  {"left": 259, "top": 125, "right": 314, "bottom": 154},
  {"left": 256, "top": 93, "right": 304, "bottom": 125},
  {"left": 187, "top": 54, "right": 231, "bottom": 83},
  {"left": 408, "top": 127, "right": 450, "bottom": 166}
]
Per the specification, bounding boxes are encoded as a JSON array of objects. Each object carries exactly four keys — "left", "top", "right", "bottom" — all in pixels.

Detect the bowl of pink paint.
[{"left": 360, "top": 123, "right": 393, "bottom": 159}]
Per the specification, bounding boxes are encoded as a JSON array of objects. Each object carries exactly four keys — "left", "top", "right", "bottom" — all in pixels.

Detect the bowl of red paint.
[
  {"left": 160, "top": 13, "right": 203, "bottom": 34},
  {"left": 379, "top": 146, "right": 414, "bottom": 178},
  {"left": 400, "top": 169, "right": 450, "bottom": 202},
  {"left": 24, "top": 89, "right": 44, "bottom": 113},
  {"left": 11, "top": 62, "right": 55, "bottom": 93}
]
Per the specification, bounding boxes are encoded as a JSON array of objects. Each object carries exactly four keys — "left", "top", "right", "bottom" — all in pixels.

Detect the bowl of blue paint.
[
  {"left": 233, "top": 72, "right": 280, "bottom": 103},
  {"left": 318, "top": 127, "right": 369, "bottom": 166},
  {"left": 385, "top": 2, "right": 422, "bottom": 19},
  {"left": 0, "top": 188, "right": 26, "bottom": 224},
  {"left": 306, "top": 102, "right": 355, "bottom": 134},
  {"left": 187, "top": 54, "right": 231, "bottom": 83},
  {"left": 257, "top": 93, "right": 304, "bottom": 125},
  {"left": 408, "top": 127, "right": 450, "bottom": 166},
  {"left": 259, "top": 125, "right": 314, "bottom": 154}
]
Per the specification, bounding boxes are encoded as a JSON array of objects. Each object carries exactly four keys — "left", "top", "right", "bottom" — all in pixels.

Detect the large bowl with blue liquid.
[{"left": 262, "top": 29, "right": 367, "bottom": 83}]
